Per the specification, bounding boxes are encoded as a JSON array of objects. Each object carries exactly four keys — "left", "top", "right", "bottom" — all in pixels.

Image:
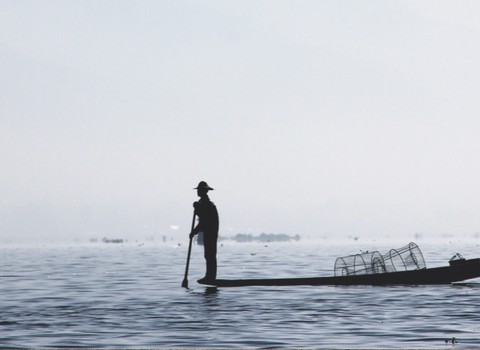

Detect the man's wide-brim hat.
[{"left": 194, "top": 181, "right": 214, "bottom": 191}]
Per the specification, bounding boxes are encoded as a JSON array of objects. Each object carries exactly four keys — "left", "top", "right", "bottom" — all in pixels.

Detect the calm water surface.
[{"left": 1, "top": 239, "right": 480, "bottom": 348}]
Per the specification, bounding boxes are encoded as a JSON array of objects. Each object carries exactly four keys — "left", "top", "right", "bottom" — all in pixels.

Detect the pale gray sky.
[{"left": 1, "top": 1, "right": 480, "bottom": 242}]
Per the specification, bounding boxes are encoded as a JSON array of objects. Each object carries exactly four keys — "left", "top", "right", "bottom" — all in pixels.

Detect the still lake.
[{"left": 1, "top": 238, "right": 480, "bottom": 348}]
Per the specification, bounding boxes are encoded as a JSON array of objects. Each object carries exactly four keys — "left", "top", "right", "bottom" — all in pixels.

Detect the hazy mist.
[{"left": 2, "top": 1, "right": 480, "bottom": 243}]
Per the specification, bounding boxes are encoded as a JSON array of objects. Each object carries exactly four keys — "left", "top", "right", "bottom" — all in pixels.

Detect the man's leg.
[{"left": 204, "top": 234, "right": 217, "bottom": 280}]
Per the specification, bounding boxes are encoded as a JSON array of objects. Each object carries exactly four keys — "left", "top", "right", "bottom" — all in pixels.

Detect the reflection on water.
[
  {"left": 0, "top": 240, "right": 479, "bottom": 348},
  {"left": 204, "top": 286, "right": 219, "bottom": 295}
]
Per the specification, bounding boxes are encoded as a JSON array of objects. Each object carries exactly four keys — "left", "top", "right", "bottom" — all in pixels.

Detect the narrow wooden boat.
[
  {"left": 197, "top": 243, "right": 480, "bottom": 287},
  {"left": 198, "top": 257, "right": 480, "bottom": 287}
]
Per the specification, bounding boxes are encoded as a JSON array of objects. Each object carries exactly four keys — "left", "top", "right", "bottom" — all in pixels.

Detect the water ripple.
[{"left": 1, "top": 241, "right": 480, "bottom": 348}]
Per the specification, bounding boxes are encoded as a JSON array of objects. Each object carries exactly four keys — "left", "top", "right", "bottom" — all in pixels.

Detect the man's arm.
[{"left": 189, "top": 202, "right": 200, "bottom": 238}]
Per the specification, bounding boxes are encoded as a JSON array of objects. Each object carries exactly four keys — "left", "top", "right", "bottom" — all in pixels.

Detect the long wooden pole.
[{"left": 181, "top": 210, "right": 196, "bottom": 288}]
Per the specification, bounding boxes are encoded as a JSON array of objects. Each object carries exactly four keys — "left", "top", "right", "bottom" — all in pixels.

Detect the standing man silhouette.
[{"left": 190, "top": 181, "right": 219, "bottom": 283}]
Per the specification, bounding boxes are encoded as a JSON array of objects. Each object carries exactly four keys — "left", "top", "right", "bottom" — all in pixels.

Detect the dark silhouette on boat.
[{"left": 198, "top": 242, "right": 480, "bottom": 287}]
